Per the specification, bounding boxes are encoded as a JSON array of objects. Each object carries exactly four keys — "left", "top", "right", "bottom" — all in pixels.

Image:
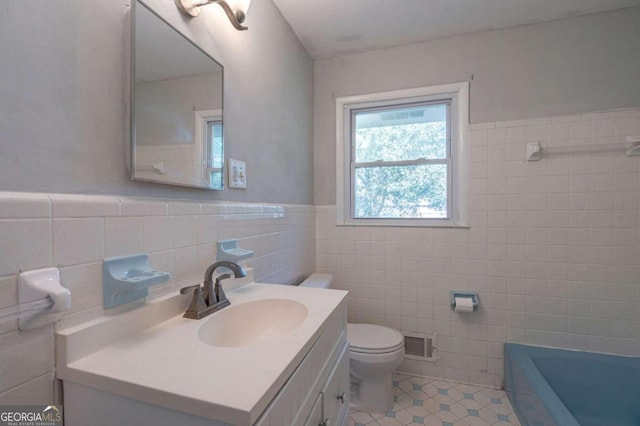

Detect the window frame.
[{"left": 336, "top": 83, "right": 469, "bottom": 227}]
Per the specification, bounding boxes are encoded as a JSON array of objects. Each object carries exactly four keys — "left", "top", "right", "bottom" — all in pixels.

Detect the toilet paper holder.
[{"left": 450, "top": 291, "right": 479, "bottom": 312}]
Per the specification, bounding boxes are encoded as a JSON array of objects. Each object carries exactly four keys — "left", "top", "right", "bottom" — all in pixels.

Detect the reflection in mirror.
[{"left": 132, "top": 0, "right": 224, "bottom": 189}]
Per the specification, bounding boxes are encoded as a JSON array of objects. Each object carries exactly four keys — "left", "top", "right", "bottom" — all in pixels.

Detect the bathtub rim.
[{"left": 504, "top": 343, "right": 580, "bottom": 426}]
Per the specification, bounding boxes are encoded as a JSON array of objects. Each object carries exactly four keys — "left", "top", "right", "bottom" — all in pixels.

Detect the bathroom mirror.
[{"left": 131, "top": 0, "right": 224, "bottom": 189}]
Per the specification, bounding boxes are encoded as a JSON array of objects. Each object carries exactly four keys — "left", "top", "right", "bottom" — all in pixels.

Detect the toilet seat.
[{"left": 348, "top": 323, "right": 404, "bottom": 354}]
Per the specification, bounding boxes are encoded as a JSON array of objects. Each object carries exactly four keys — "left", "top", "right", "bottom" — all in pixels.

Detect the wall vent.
[{"left": 403, "top": 332, "right": 437, "bottom": 361}]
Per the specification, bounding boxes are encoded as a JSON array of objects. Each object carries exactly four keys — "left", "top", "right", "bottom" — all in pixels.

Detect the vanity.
[{"left": 56, "top": 274, "right": 349, "bottom": 426}]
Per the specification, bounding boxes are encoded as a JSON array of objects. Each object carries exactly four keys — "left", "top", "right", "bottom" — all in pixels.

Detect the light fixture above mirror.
[{"left": 175, "top": 0, "right": 251, "bottom": 31}]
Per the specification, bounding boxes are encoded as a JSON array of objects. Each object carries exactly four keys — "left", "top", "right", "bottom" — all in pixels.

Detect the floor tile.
[
  {"left": 351, "top": 411, "right": 375, "bottom": 424},
  {"left": 465, "top": 416, "right": 489, "bottom": 426},
  {"left": 422, "top": 414, "right": 444, "bottom": 426},
  {"left": 370, "top": 412, "right": 387, "bottom": 420},
  {"left": 435, "top": 409, "right": 461, "bottom": 423},
  {"left": 395, "top": 393, "right": 415, "bottom": 409},
  {"left": 408, "top": 389, "right": 430, "bottom": 401},
  {"left": 497, "top": 414, "right": 511, "bottom": 422},
  {"left": 349, "top": 373, "right": 521, "bottom": 426},
  {"left": 458, "top": 397, "right": 486, "bottom": 411},
  {"left": 394, "top": 408, "right": 416, "bottom": 424},
  {"left": 455, "top": 384, "right": 482, "bottom": 394},
  {"left": 423, "top": 397, "right": 443, "bottom": 414},
  {"left": 404, "top": 375, "right": 431, "bottom": 386},
  {"left": 469, "top": 391, "right": 493, "bottom": 407},
  {"left": 407, "top": 404, "right": 430, "bottom": 417},
  {"left": 431, "top": 380, "right": 456, "bottom": 389},
  {"left": 478, "top": 407, "right": 502, "bottom": 423},
  {"left": 377, "top": 417, "right": 403, "bottom": 426},
  {"left": 446, "top": 387, "right": 466, "bottom": 402},
  {"left": 486, "top": 402, "right": 514, "bottom": 416},
  {"left": 450, "top": 403, "right": 471, "bottom": 420}
]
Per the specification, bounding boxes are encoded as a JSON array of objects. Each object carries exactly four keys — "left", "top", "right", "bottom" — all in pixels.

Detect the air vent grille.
[
  {"left": 404, "top": 336, "right": 425, "bottom": 357},
  {"left": 403, "top": 333, "right": 437, "bottom": 361}
]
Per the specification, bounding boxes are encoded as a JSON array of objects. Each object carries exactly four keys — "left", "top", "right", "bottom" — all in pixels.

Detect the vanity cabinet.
[
  {"left": 58, "top": 283, "right": 349, "bottom": 426},
  {"left": 64, "top": 332, "right": 350, "bottom": 426},
  {"left": 302, "top": 346, "right": 350, "bottom": 426},
  {"left": 255, "top": 303, "right": 350, "bottom": 426}
]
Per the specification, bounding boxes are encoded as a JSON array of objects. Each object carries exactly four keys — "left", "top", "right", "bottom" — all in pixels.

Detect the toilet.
[{"left": 299, "top": 273, "right": 404, "bottom": 413}]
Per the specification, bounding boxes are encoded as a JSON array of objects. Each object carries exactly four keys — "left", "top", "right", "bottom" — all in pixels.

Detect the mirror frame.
[{"left": 130, "top": 0, "right": 225, "bottom": 190}]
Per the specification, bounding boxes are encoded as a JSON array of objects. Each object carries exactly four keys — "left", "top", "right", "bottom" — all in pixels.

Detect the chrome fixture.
[
  {"left": 174, "top": 0, "right": 251, "bottom": 31},
  {"left": 180, "top": 261, "right": 247, "bottom": 319}
]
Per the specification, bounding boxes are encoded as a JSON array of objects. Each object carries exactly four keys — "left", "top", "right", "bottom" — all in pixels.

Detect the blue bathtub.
[{"left": 504, "top": 343, "right": 640, "bottom": 426}]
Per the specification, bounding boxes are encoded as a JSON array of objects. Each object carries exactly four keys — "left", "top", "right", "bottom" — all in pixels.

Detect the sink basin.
[{"left": 198, "top": 299, "right": 308, "bottom": 347}]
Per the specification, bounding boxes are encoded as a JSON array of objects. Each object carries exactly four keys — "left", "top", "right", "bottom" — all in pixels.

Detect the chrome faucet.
[{"left": 179, "top": 261, "right": 247, "bottom": 319}]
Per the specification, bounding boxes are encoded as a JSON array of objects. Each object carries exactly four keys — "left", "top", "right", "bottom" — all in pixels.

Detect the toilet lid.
[{"left": 348, "top": 323, "right": 404, "bottom": 354}]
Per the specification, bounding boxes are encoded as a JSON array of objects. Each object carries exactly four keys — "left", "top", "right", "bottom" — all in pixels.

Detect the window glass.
[
  {"left": 353, "top": 103, "right": 448, "bottom": 163},
  {"left": 354, "top": 164, "right": 448, "bottom": 219},
  {"left": 207, "top": 120, "right": 223, "bottom": 187}
]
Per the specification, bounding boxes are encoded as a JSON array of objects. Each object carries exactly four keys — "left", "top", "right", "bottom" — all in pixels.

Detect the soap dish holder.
[
  {"left": 103, "top": 254, "right": 170, "bottom": 309},
  {"left": 216, "top": 239, "right": 253, "bottom": 262},
  {"left": 450, "top": 291, "right": 480, "bottom": 312}
]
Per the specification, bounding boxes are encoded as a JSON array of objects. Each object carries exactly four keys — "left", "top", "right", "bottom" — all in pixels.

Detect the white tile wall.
[
  {"left": 0, "top": 219, "right": 51, "bottom": 276},
  {"left": 317, "top": 108, "right": 640, "bottom": 389},
  {"left": 0, "top": 192, "right": 315, "bottom": 403}
]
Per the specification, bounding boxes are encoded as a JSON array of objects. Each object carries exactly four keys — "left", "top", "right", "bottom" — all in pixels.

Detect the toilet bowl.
[
  {"left": 348, "top": 323, "right": 404, "bottom": 412},
  {"left": 299, "top": 274, "right": 405, "bottom": 413}
]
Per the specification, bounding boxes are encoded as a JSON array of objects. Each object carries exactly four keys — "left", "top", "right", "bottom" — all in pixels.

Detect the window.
[
  {"left": 336, "top": 83, "right": 468, "bottom": 227},
  {"left": 195, "top": 109, "right": 224, "bottom": 189},
  {"left": 206, "top": 119, "right": 224, "bottom": 187}
]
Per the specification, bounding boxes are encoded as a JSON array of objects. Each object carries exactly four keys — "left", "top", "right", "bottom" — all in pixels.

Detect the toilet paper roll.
[{"left": 454, "top": 296, "right": 474, "bottom": 312}]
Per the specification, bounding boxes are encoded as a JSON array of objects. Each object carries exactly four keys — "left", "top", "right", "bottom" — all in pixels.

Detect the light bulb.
[{"left": 226, "top": 0, "right": 251, "bottom": 22}]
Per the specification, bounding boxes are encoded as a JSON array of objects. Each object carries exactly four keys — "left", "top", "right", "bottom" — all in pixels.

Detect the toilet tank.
[{"left": 299, "top": 273, "right": 333, "bottom": 289}]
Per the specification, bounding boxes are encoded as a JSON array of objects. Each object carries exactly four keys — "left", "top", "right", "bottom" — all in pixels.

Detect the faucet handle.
[
  {"left": 179, "top": 284, "right": 201, "bottom": 295},
  {"left": 182, "top": 285, "right": 208, "bottom": 320}
]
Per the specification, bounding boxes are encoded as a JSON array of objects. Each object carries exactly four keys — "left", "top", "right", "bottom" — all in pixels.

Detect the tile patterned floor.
[{"left": 348, "top": 374, "right": 521, "bottom": 426}]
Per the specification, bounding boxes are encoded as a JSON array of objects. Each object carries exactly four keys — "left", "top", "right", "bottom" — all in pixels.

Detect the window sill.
[{"left": 336, "top": 220, "right": 469, "bottom": 229}]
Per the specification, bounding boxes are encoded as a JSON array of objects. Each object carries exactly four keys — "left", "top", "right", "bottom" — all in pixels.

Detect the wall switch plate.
[{"left": 228, "top": 158, "right": 246, "bottom": 189}]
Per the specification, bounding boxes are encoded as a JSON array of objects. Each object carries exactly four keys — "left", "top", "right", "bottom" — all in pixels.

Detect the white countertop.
[{"left": 56, "top": 282, "right": 348, "bottom": 425}]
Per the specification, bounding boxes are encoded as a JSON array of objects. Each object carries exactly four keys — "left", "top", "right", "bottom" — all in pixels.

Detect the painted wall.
[
  {"left": 313, "top": 8, "right": 640, "bottom": 205},
  {"left": 135, "top": 72, "right": 222, "bottom": 146},
  {"left": 0, "top": 0, "right": 313, "bottom": 204}
]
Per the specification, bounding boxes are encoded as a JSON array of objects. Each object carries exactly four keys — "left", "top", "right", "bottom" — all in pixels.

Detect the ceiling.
[{"left": 272, "top": 0, "right": 640, "bottom": 60}]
